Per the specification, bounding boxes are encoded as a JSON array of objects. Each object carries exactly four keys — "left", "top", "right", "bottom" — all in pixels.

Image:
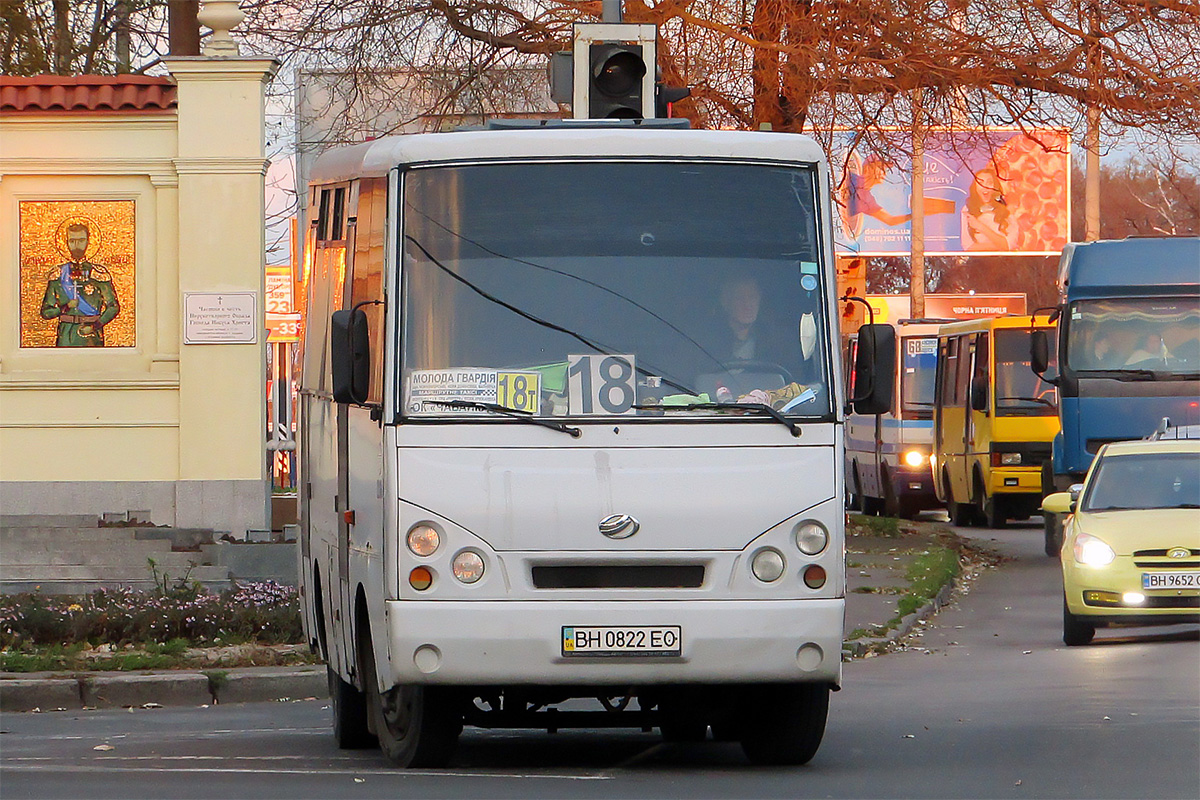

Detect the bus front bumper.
[{"left": 382, "top": 598, "right": 844, "bottom": 687}]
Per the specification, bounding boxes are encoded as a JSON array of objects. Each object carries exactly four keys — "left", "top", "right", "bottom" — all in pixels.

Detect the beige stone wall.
[{"left": 0, "top": 58, "right": 277, "bottom": 534}]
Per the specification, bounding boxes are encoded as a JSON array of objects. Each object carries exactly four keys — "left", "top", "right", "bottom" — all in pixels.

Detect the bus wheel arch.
[
  {"left": 355, "top": 587, "right": 461, "bottom": 767},
  {"left": 312, "top": 565, "right": 328, "bottom": 661}
]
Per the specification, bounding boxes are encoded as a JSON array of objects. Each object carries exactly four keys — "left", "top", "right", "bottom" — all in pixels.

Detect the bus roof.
[
  {"left": 308, "top": 127, "right": 829, "bottom": 184},
  {"left": 1058, "top": 237, "right": 1200, "bottom": 300},
  {"left": 935, "top": 314, "right": 1055, "bottom": 336}
]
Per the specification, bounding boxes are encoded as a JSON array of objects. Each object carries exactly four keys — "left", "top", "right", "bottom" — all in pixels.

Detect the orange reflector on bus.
[
  {"left": 803, "top": 564, "right": 826, "bottom": 589},
  {"left": 409, "top": 566, "right": 433, "bottom": 591}
]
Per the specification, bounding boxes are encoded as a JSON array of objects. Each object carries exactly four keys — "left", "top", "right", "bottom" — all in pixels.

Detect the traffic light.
[
  {"left": 572, "top": 23, "right": 656, "bottom": 120},
  {"left": 589, "top": 43, "right": 647, "bottom": 119}
]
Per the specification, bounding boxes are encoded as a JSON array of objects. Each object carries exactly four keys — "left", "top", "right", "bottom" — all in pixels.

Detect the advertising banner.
[
  {"left": 834, "top": 129, "right": 1070, "bottom": 256},
  {"left": 866, "top": 294, "right": 1027, "bottom": 325}
]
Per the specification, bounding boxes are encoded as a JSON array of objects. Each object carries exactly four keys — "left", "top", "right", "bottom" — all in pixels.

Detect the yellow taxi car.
[{"left": 1042, "top": 434, "right": 1200, "bottom": 646}]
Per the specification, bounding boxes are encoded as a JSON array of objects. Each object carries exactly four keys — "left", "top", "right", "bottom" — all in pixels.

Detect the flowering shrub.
[{"left": 0, "top": 581, "right": 304, "bottom": 649}]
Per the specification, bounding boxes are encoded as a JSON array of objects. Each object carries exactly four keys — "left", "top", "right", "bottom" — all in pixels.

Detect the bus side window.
[
  {"left": 953, "top": 335, "right": 971, "bottom": 408},
  {"left": 316, "top": 188, "right": 331, "bottom": 243},
  {"left": 331, "top": 187, "right": 347, "bottom": 242},
  {"left": 349, "top": 178, "right": 387, "bottom": 405},
  {"left": 971, "top": 332, "right": 989, "bottom": 412},
  {"left": 939, "top": 336, "right": 959, "bottom": 409},
  {"left": 845, "top": 337, "right": 858, "bottom": 399}
]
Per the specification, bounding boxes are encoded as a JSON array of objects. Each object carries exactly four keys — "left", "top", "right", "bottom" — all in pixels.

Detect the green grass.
[
  {"left": 892, "top": 546, "right": 961, "bottom": 623},
  {"left": 847, "top": 514, "right": 902, "bottom": 537}
]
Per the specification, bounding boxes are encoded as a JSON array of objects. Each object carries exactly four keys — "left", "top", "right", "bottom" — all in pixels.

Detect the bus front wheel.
[
  {"left": 739, "top": 683, "right": 829, "bottom": 766},
  {"left": 360, "top": 626, "right": 461, "bottom": 767},
  {"left": 329, "top": 666, "right": 375, "bottom": 749}
]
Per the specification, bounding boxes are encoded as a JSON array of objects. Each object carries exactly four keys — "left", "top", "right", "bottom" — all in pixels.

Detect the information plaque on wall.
[{"left": 183, "top": 292, "right": 258, "bottom": 344}]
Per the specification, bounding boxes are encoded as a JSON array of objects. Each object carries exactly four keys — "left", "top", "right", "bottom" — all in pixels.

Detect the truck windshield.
[
  {"left": 400, "top": 160, "right": 831, "bottom": 420},
  {"left": 900, "top": 336, "right": 937, "bottom": 419},
  {"left": 995, "top": 329, "right": 1057, "bottom": 416},
  {"left": 1067, "top": 298, "right": 1200, "bottom": 375}
]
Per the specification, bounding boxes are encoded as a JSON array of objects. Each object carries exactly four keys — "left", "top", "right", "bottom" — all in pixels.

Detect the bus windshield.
[
  {"left": 1066, "top": 298, "right": 1200, "bottom": 375},
  {"left": 995, "top": 329, "right": 1057, "bottom": 416},
  {"left": 900, "top": 336, "right": 937, "bottom": 418},
  {"left": 400, "top": 161, "right": 832, "bottom": 419}
]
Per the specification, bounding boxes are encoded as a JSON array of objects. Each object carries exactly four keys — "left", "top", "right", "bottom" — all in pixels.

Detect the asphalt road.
[{"left": 2, "top": 520, "right": 1197, "bottom": 800}]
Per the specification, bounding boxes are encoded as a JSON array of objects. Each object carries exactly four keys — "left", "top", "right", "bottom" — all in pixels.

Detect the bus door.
[{"left": 966, "top": 331, "right": 991, "bottom": 498}]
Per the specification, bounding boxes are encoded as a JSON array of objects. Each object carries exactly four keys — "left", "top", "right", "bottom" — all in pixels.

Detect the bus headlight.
[
  {"left": 751, "top": 548, "right": 786, "bottom": 582},
  {"left": 407, "top": 524, "right": 440, "bottom": 557},
  {"left": 1074, "top": 532, "right": 1115, "bottom": 567},
  {"left": 451, "top": 550, "right": 485, "bottom": 584},
  {"left": 903, "top": 450, "right": 926, "bottom": 468},
  {"left": 794, "top": 521, "right": 829, "bottom": 555}
]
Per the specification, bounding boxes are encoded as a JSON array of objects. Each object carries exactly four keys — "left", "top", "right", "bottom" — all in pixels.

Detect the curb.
[
  {"left": 842, "top": 579, "right": 956, "bottom": 660},
  {"left": 0, "top": 665, "right": 328, "bottom": 713}
]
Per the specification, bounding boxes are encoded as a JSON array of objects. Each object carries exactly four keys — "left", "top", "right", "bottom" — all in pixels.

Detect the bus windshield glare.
[{"left": 400, "top": 161, "right": 832, "bottom": 419}]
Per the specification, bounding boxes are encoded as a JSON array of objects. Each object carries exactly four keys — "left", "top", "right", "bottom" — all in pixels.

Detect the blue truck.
[{"left": 1032, "top": 236, "right": 1200, "bottom": 555}]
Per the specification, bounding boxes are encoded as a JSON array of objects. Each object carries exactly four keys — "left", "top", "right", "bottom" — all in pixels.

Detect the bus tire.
[
  {"left": 983, "top": 495, "right": 1007, "bottom": 529},
  {"left": 740, "top": 683, "right": 829, "bottom": 766},
  {"left": 1043, "top": 511, "right": 1061, "bottom": 558},
  {"left": 972, "top": 473, "right": 997, "bottom": 527},
  {"left": 329, "top": 666, "right": 376, "bottom": 749},
  {"left": 945, "top": 471, "right": 973, "bottom": 527},
  {"left": 360, "top": 622, "right": 461, "bottom": 768}
]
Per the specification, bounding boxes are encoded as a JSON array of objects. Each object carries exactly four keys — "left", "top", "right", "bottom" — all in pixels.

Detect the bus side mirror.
[
  {"left": 1030, "top": 330, "right": 1050, "bottom": 374},
  {"left": 970, "top": 375, "right": 989, "bottom": 413},
  {"left": 331, "top": 308, "right": 370, "bottom": 405},
  {"left": 851, "top": 323, "right": 895, "bottom": 415}
]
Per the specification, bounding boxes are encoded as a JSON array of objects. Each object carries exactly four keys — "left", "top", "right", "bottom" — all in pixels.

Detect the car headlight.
[
  {"left": 407, "top": 524, "right": 440, "bottom": 557},
  {"left": 451, "top": 550, "right": 485, "bottom": 583},
  {"left": 1073, "top": 532, "right": 1115, "bottom": 567},
  {"left": 903, "top": 450, "right": 926, "bottom": 468},
  {"left": 794, "top": 521, "right": 829, "bottom": 555},
  {"left": 1000, "top": 452, "right": 1022, "bottom": 466},
  {"left": 751, "top": 548, "right": 786, "bottom": 582}
]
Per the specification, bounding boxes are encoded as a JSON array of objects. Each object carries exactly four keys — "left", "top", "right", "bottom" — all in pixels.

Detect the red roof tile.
[{"left": 0, "top": 75, "right": 177, "bottom": 114}]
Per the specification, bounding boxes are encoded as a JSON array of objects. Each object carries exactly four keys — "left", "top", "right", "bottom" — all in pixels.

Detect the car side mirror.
[
  {"left": 850, "top": 323, "right": 896, "bottom": 415},
  {"left": 1041, "top": 491, "right": 1074, "bottom": 515},
  {"left": 331, "top": 308, "right": 370, "bottom": 405}
]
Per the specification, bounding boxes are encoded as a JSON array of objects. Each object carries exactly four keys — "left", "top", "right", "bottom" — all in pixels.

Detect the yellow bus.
[{"left": 933, "top": 315, "right": 1059, "bottom": 527}]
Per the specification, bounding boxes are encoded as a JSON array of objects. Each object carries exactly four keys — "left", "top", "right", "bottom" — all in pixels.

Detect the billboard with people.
[{"left": 834, "top": 129, "right": 1070, "bottom": 256}]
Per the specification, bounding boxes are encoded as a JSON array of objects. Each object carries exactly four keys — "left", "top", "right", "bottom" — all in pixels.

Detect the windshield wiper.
[
  {"left": 997, "top": 396, "right": 1057, "bottom": 408},
  {"left": 1074, "top": 368, "right": 1158, "bottom": 381},
  {"left": 442, "top": 400, "right": 581, "bottom": 438},
  {"left": 632, "top": 402, "right": 801, "bottom": 437}
]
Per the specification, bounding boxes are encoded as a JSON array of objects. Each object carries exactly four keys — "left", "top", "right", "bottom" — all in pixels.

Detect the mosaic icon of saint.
[{"left": 40, "top": 222, "right": 120, "bottom": 347}]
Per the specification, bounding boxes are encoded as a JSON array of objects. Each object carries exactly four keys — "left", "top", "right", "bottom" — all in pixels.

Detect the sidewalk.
[{"left": 0, "top": 516, "right": 965, "bottom": 713}]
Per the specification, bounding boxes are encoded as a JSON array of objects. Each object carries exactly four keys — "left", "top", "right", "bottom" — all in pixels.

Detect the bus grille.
[{"left": 531, "top": 565, "right": 705, "bottom": 589}]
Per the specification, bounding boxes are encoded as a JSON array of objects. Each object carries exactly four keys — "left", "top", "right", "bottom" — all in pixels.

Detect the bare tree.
[{"left": 0, "top": 1, "right": 172, "bottom": 75}]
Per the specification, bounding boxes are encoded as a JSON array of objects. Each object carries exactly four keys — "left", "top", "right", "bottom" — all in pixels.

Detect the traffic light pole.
[{"left": 602, "top": 0, "right": 623, "bottom": 23}]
